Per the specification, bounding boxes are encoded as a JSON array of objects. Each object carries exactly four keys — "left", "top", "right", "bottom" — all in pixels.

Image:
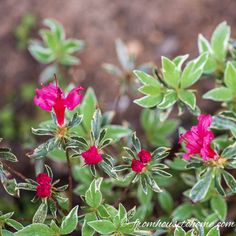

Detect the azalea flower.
[
  {"left": 81, "top": 146, "right": 103, "bottom": 165},
  {"left": 131, "top": 159, "right": 144, "bottom": 173},
  {"left": 138, "top": 149, "right": 152, "bottom": 163},
  {"left": 36, "top": 173, "right": 52, "bottom": 185},
  {"left": 34, "top": 77, "right": 84, "bottom": 126},
  {"left": 36, "top": 173, "right": 52, "bottom": 198},
  {"left": 179, "top": 114, "right": 217, "bottom": 161}
]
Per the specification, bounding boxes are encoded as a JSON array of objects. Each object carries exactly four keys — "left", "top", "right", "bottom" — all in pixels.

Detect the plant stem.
[
  {"left": 51, "top": 195, "right": 68, "bottom": 216},
  {"left": 3, "top": 163, "right": 27, "bottom": 181},
  {"left": 65, "top": 147, "right": 73, "bottom": 209}
]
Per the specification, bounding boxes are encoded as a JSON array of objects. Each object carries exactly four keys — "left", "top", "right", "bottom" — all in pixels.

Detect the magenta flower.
[
  {"left": 81, "top": 146, "right": 103, "bottom": 165},
  {"left": 138, "top": 149, "right": 152, "bottom": 163},
  {"left": 34, "top": 80, "right": 84, "bottom": 126},
  {"left": 179, "top": 114, "right": 217, "bottom": 161},
  {"left": 131, "top": 159, "right": 145, "bottom": 173}
]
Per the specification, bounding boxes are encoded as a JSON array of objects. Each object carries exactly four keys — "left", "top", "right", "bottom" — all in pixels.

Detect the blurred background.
[
  {"left": 1, "top": 0, "right": 236, "bottom": 147},
  {"left": 0, "top": 0, "right": 236, "bottom": 229}
]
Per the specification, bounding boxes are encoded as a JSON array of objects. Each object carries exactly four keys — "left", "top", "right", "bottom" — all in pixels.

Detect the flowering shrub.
[{"left": 1, "top": 19, "right": 236, "bottom": 236}]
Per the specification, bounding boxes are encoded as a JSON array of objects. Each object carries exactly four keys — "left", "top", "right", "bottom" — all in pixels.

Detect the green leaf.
[
  {"left": 134, "top": 70, "right": 160, "bottom": 86},
  {"left": 173, "top": 54, "right": 189, "bottom": 70},
  {"left": 104, "top": 125, "right": 131, "bottom": 141},
  {"left": 132, "top": 132, "right": 141, "bottom": 153},
  {"left": 1, "top": 178, "right": 19, "bottom": 197},
  {"left": 116, "top": 39, "right": 131, "bottom": 70},
  {"left": 221, "top": 142, "right": 236, "bottom": 159},
  {"left": 0, "top": 150, "right": 17, "bottom": 162},
  {"left": 88, "top": 220, "right": 116, "bottom": 234},
  {"left": 222, "top": 170, "right": 236, "bottom": 193},
  {"left": 172, "top": 203, "right": 193, "bottom": 221},
  {"left": 180, "top": 52, "right": 208, "bottom": 89},
  {"left": 162, "top": 56, "right": 180, "bottom": 88},
  {"left": 60, "top": 206, "right": 79, "bottom": 234},
  {"left": 33, "top": 201, "right": 48, "bottom": 224},
  {"left": 6, "top": 219, "right": 23, "bottom": 230},
  {"left": 134, "top": 94, "right": 162, "bottom": 108},
  {"left": 174, "top": 226, "right": 186, "bottom": 236},
  {"left": 190, "top": 171, "right": 212, "bottom": 202},
  {"left": 82, "top": 212, "right": 97, "bottom": 236},
  {"left": 43, "top": 18, "right": 65, "bottom": 41},
  {"left": 158, "top": 90, "right": 177, "bottom": 109},
  {"left": 178, "top": 90, "right": 196, "bottom": 109},
  {"left": 29, "top": 44, "right": 55, "bottom": 63},
  {"left": 15, "top": 224, "right": 53, "bottom": 236},
  {"left": 203, "top": 87, "right": 233, "bottom": 101},
  {"left": 157, "top": 191, "right": 174, "bottom": 213},
  {"left": 91, "top": 109, "right": 102, "bottom": 141},
  {"left": 210, "top": 195, "right": 227, "bottom": 220},
  {"left": 85, "top": 179, "right": 102, "bottom": 208},
  {"left": 198, "top": 34, "right": 216, "bottom": 73},
  {"left": 79, "top": 87, "right": 97, "bottom": 133},
  {"left": 102, "top": 63, "right": 122, "bottom": 76},
  {"left": 63, "top": 39, "right": 84, "bottom": 53},
  {"left": 29, "top": 138, "right": 57, "bottom": 159},
  {"left": 224, "top": 62, "right": 236, "bottom": 90},
  {"left": 211, "top": 21, "right": 230, "bottom": 61},
  {"left": 59, "top": 54, "right": 80, "bottom": 65},
  {"left": 138, "top": 85, "right": 161, "bottom": 95},
  {"left": 206, "top": 225, "right": 220, "bottom": 236}
]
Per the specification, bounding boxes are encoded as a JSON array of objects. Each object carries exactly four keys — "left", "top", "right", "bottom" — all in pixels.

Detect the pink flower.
[
  {"left": 36, "top": 173, "right": 51, "bottom": 185},
  {"left": 179, "top": 114, "right": 217, "bottom": 161},
  {"left": 34, "top": 78, "right": 84, "bottom": 126},
  {"left": 138, "top": 149, "right": 152, "bottom": 163},
  {"left": 131, "top": 159, "right": 145, "bottom": 173},
  {"left": 81, "top": 146, "right": 103, "bottom": 165},
  {"left": 36, "top": 184, "right": 51, "bottom": 198}
]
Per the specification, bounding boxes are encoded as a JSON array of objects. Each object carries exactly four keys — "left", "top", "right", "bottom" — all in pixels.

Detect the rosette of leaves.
[
  {"left": 102, "top": 39, "right": 153, "bottom": 94},
  {"left": 184, "top": 141, "right": 236, "bottom": 203},
  {"left": 0, "top": 139, "right": 19, "bottom": 197},
  {"left": 118, "top": 133, "right": 171, "bottom": 194},
  {"left": 134, "top": 52, "right": 208, "bottom": 116},
  {"left": 82, "top": 178, "right": 151, "bottom": 236},
  {"left": 203, "top": 62, "right": 236, "bottom": 105},
  {"left": 14, "top": 206, "right": 79, "bottom": 236},
  {"left": 68, "top": 109, "right": 118, "bottom": 179},
  {"left": 29, "top": 18, "right": 85, "bottom": 83},
  {"left": 198, "top": 21, "right": 230, "bottom": 76},
  {"left": 47, "top": 87, "right": 131, "bottom": 161},
  {"left": 0, "top": 211, "right": 23, "bottom": 234},
  {"left": 28, "top": 111, "right": 83, "bottom": 159},
  {"left": 17, "top": 165, "right": 68, "bottom": 224}
]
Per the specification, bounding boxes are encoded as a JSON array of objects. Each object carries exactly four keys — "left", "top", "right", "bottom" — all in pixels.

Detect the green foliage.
[
  {"left": 134, "top": 52, "right": 208, "bottom": 115},
  {"left": 29, "top": 18, "right": 84, "bottom": 82},
  {"left": 198, "top": 21, "right": 230, "bottom": 74},
  {"left": 141, "top": 109, "right": 178, "bottom": 146}
]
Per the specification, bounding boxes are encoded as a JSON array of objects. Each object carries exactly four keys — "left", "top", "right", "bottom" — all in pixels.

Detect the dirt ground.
[{"left": 1, "top": 0, "right": 236, "bottom": 106}]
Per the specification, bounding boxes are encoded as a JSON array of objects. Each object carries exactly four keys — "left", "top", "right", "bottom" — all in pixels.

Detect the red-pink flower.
[
  {"left": 131, "top": 159, "right": 144, "bottom": 173},
  {"left": 138, "top": 149, "right": 152, "bottom": 163},
  {"left": 81, "top": 146, "right": 103, "bottom": 165},
  {"left": 36, "top": 173, "right": 51, "bottom": 185},
  {"left": 34, "top": 80, "right": 84, "bottom": 126},
  {"left": 36, "top": 184, "right": 51, "bottom": 198},
  {"left": 179, "top": 114, "right": 217, "bottom": 161}
]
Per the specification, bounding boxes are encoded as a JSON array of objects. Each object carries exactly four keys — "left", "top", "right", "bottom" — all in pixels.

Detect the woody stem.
[{"left": 65, "top": 147, "right": 73, "bottom": 209}]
